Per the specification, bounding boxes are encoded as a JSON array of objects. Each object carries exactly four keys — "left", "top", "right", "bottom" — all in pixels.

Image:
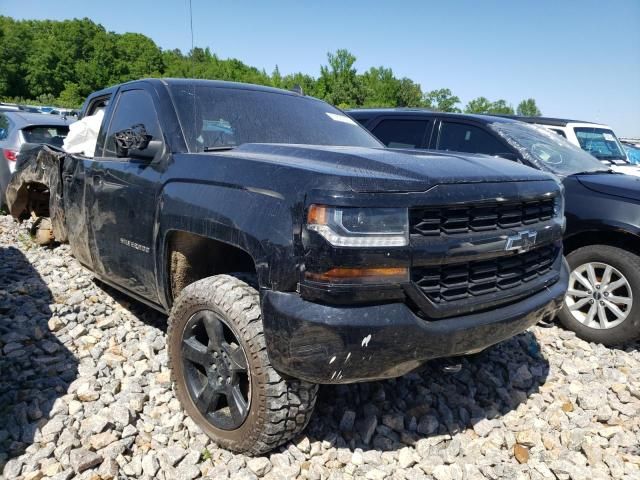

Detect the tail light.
[{"left": 3, "top": 149, "right": 17, "bottom": 162}]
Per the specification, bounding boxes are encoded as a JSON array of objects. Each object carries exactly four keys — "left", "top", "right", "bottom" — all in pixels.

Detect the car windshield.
[
  {"left": 168, "top": 84, "right": 382, "bottom": 152},
  {"left": 573, "top": 127, "right": 628, "bottom": 163},
  {"left": 623, "top": 144, "right": 640, "bottom": 165},
  {"left": 488, "top": 121, "right": 609, "bottom": 176}
]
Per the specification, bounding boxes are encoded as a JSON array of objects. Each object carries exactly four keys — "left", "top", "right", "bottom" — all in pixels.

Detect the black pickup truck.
[{"left": 7, "top": 79, "right": 568, "bottom": 454}]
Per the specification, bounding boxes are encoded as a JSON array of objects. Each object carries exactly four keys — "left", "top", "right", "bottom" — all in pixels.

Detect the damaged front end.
[{"left": 6, "top": 145, "right": 68, "bottom": 243}]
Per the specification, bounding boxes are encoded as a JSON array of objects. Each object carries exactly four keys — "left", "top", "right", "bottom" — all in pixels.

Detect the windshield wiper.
[
  {"left": 572, "top": 169, "right": 612, "bottom": 175},
  {"left": 204, "top": 145, "right": 235, "bottom": 152}
]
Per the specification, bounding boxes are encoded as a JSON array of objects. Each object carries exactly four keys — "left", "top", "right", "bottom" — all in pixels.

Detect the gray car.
[{"left": 0, "top": 111, "right": 72, "bottom": 207}]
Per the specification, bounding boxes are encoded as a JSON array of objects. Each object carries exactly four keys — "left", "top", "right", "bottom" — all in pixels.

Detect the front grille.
[
  {"left": 412, "top": 245, "right": 558, "bottom": 304},
  {"left": 410, "top": 198, "right": 555, "bottom": 236}
]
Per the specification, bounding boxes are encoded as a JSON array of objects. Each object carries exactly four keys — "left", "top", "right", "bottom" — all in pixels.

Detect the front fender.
[{"left": 156, "top": 180, "right": 301, "bottom": 307}]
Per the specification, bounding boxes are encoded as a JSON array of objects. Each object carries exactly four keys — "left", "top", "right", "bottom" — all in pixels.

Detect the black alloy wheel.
[{"left": 181, "top": 309, "right": 250, "bottom": 430}]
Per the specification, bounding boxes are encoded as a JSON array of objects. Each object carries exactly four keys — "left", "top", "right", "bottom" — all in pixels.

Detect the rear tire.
[
  {"left": 167, "top": 274, "right": 318, "bottom": 455},
  {"left": 558, "top": 245, "right": 640, "bottom": 346}
]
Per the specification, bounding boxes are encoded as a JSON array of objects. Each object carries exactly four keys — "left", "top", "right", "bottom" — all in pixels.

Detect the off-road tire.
[
  {"left": 30, "top": 217, "right": 54, "bottom": 245},
  {"left": 167, "top": 274, "right": 318, "bottom": 455},
  {"left": 558, "top": 245, "right": 640, "bottom": 346}
]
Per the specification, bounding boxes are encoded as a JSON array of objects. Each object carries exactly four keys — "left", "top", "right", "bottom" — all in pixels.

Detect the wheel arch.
[
  {"left": 161, "top": 229, "right": 262, "bottom": 307},
  {"left": 564, "top": 227, "right": 640, "bottom": 257}
]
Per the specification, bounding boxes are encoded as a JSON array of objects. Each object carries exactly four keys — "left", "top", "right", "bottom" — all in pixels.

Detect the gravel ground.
[{"left": 0, "top": 214, "right": 639, "bottom": 480}]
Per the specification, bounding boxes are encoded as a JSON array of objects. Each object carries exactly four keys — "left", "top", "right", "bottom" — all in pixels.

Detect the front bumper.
[{"left": 262, "top": 260, "right": 568, "bottom": 384}]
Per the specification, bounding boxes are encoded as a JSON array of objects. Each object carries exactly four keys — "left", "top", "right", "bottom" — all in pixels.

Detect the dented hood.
[{"left": 226, "top": 144, "right": 553, "bottom": 192}]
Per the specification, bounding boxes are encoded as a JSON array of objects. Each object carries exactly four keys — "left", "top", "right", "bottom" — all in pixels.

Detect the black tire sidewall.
[
  {"left": 559, "top": 245, "right": 640, "bottom": 345},
  {"left": 167, "top": 279, "right": 268, "bottom": 450}
]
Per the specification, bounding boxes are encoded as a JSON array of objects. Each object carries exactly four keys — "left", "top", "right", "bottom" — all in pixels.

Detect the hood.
[
  {"left": 576, "top": 172, "right": 640, "bottom": 202},
  {"left": 226, "top": 144, "right": 554, "bottom": 192},
  {"left": 610, "top": 164, "right": 640, "bottom": 178}
]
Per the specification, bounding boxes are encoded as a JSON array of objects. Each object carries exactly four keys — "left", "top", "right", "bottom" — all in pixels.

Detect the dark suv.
[{"left": 349, "top": 109, "right": 640, "bottom": 346}]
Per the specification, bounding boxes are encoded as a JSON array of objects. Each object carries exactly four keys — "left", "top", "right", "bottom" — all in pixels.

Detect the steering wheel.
[{"left": 531, "top": 142, "right": 563, "bottom": 165}]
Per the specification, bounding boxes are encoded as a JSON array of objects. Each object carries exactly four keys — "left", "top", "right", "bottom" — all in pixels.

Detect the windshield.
[
  {"left": 623, "top": 144, "right": 640, "bottom": 165},
  {"left": 168, "top": 84, "right": 382, "bottom": 152},
  {"left": 573, "top": 127, "right": 628, "bottom": 163},
  {"left": 488, "top": 121, "right": 609, "bottom": 176}
]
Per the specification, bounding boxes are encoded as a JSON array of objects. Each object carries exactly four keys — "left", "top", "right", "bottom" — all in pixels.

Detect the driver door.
[{"left": 86, "top": 87, "right": 165, "bottom": 303}]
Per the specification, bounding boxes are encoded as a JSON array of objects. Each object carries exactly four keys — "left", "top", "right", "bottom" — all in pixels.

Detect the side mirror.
[{"left": 114, "top": 124, "right": 156, "bottom": 159}]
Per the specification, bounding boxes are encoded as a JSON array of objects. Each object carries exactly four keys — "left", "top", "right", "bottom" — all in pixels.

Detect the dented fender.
[{"left": 6, "top": 145, "right": 68, "bottom": 242}]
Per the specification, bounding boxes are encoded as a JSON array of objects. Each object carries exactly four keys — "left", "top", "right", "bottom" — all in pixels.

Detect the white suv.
[{"left": 512, "top": 117, "right": 640, "bottom": 177}]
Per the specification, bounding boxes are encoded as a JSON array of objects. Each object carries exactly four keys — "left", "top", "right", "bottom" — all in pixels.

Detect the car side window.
[
  {"left": 87, "top": 96, "right": 110, "bottom": 117},
  {"left": 104, "top": 90, "right": 162, "bottom": 158},
  {"left": 438, "top": 122, "right": 508, "bottom": 155},
  {"left": 550, "top": 128, "right": 566, "bottom": 138},
  {"left": 372, "top": 119, "right": 430, "bottom": 149},
  {"left": 0, "top": 113, "right": 11, "bottom": 141}
]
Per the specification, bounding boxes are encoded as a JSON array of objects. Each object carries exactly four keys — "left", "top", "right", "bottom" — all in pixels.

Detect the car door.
[
  {"left": 63, "top": 95, "right": 113, "bottom": 269},
  {"left": 432, "top": 118, "right": 518, "bottom": 159},
  {"left": 87, "top": 87, "right": 167, "bottom": 303},
  {"left": 368, "top": 115, "right": 434, "bottom": 149}
]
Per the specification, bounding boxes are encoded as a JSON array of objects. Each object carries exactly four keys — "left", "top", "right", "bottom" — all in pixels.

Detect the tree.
[
  {"left": 396, "top": 78, "right": 423, "bottom": 107},
  {"left": 271, "top": 65, "right": 282, "bottom": 88},
  {"left": 57, "top": 82, "right": 84, "bottom": 107},
  {"left": 317, "top": 49, "right": 365, "bottom": 108},
  {"left": 361, "top": 66, "right": 399, "bottom": 107},
  {"left": 517, "top": 98, "right": 542, "bottom": 116},
  {"left": 488, "top": 99, "right": 514, "bottom": 115},
  {"left": 0, "top": 16, "right": 542, "bottom": 114},
  {"left": 465, "top": 97, "right": 514, "bottom": 115},
  {"left": 279, "top": 72, "right": 318, "bottom": 97},
  {"left": 423, "top": 88, "right": 461, "bottom": 112},
  {"left": 464, "top": 97, "right": 493, "bottom": 114}
]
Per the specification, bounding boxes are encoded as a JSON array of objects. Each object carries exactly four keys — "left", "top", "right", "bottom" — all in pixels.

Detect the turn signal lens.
[{"left": 305, "top": 267, "right": 409, "bottom": 284}]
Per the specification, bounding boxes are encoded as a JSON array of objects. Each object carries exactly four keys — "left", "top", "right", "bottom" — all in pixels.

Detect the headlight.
[
  {"left": 553, "top": 194, "right": 564, "bottom": 218},
  {"left": 307, "top": 205, "right": 409, "bottom": 247}
]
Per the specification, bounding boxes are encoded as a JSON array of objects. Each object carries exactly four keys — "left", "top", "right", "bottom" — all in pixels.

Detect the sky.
[{"left": 3, "top": 0, "right": 640, "bottom": 136}]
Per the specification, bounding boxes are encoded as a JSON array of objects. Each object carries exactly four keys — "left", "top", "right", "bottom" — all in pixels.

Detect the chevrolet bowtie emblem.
[{"left": 505, "top": 230, "right": 538, "bottom": 253}]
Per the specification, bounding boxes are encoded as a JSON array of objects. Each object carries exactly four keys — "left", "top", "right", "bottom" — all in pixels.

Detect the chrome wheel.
[
  {"left": 565, "top": 262, "right": 632, "bottom": 329},
  {"left": 181, "top": 310, "right": 251, "bottom": 430}
]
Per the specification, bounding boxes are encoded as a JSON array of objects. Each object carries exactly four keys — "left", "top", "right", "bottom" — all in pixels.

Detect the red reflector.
[{"left": 3, "top": 149, "right": 17, "bottom": 162}]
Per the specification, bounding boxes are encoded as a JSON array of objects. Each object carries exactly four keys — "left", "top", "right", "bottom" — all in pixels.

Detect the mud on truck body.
[{"left": 7, "top": 79, "right": 568, "bottom": 454}]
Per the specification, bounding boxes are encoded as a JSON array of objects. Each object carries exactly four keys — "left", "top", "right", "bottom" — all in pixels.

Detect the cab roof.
[{"left": 346, "top": 108, "right": 521, "bottom": 125}]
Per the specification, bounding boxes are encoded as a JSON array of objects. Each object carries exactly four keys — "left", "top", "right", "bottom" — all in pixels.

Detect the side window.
[
  {"left": 438, "top": 122, "right": 508, "bottom": 155},
  {"left": 550, "top": 128, "right": 566, "bottom": 138},
  {"left": 87, "top": 96, "right": 110, "bottom": 117},
  {"left": 372, "top": 119, "right": 430, "bottom": 149},
  {"left": 104, "top": 90, "right": 162, "bottom": 158},
  {"left": 0, "top": 113, "right": 11, "bottom": 141}
]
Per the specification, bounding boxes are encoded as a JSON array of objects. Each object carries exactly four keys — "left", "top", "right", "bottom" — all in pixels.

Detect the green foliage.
[
  {"left": 0, "top": 16, "right": 541, "bottom": 115},
  {"left": 464, "top": 96, "right": 493, "bottom": 114},
  {"left": 423, "top": 88, "right": 461, "bottom": 112},
  {"left": 465, "top": 97, "right": 515, "bottom": 115},
  {"left": 317, "top": 49, "right": 365, "bottom": 107},
  {"left": 517, "top": 98, "right": 542, "bottom": 116},
  {"left": 200, "top": 448, "right": 212, "bottom": 461}
]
